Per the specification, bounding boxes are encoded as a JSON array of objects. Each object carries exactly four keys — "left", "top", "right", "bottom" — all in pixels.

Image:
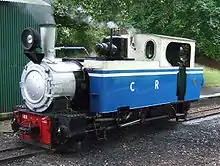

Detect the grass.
[{"left": 196, "top": 64, "right": 220, "bottom": 87}]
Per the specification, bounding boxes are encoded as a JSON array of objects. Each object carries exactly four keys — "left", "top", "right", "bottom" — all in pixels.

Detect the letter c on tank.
[{"left": 130, "top": 82, "right": 135, "bottom": 92}]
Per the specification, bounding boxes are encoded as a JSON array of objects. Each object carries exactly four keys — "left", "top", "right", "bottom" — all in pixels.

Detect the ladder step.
[
  {"left": 175, "top": 113, "right": 187, "bottom": 121},
  {"left": 176, "top": 113, "right": 185, "bottom": 117}
]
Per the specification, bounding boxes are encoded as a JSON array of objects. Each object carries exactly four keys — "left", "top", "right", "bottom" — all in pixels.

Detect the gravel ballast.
[{"left": 1, "top": 114, "right": 220, "bottom": 166}]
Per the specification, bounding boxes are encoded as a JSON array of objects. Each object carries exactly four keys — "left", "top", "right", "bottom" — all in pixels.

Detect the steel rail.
[
  {"left": 189, "top": 106, "right": 220, "bottom": 115},
  {"left": 0, "top": 149, "right": 45, "bottom": 163},
  {"left": 185, "top": 106, "right": 220, "bottom": 121},
  {"left": 0, "top": 145, "right": 26, "bottom": 153}
]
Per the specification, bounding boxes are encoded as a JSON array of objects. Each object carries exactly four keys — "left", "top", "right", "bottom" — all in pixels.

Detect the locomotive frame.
[{"left": 11, "top": 24, "right": 204, "bottom": 151}]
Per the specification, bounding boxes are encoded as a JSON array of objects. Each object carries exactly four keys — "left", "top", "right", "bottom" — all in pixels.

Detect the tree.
[
  {"left": 52, "top": 0, "right": 220, "bottom": 60},
  {"left": 52, "top": 0, "right": 109, "bottom": 52},
  {"left": 129, "top": 0, "right": 220, "bottom": 60}
]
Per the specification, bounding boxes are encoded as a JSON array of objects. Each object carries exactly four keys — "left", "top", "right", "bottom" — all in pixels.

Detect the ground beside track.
[{"left": 1, "top": 113, "right": 220, "bottom": 166}]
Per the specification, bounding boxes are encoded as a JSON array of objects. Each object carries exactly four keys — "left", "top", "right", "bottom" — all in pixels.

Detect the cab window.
[
  {"left": 166, "top": 42, "right": 191, "bottom": 66},
  {"left": 145, "top": 41, "right": 155, "bottom": 59}
]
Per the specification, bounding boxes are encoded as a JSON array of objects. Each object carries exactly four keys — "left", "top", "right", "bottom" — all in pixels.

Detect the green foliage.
[
  {"left": 52, "top": 0, "right": 220, "bottom": 60},
  {"left": 78, "top": 0, "right": 133, "bottom": 24},
  {"left": 55, "top": 24, "right": 107, "bottom": 52},
  {"left": 129, "top": 0, "right": 220, "bottom": 60},
  {"left": 52, "top": 0, "right": 109, "bottom": 52}
]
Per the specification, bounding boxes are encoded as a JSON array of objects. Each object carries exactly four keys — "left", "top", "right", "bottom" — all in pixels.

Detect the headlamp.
[{"left": 21, "top": 28, "right": 40, "bottom": 51}]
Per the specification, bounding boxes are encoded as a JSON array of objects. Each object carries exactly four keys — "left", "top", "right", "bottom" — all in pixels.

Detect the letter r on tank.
[{"left": 155, "top": 80, "right": 159, "bottom": 90}]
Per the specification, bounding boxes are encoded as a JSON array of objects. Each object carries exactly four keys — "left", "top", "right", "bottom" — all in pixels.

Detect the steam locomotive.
[{"left": 11, "top": 23, "right": 204, "bottom": 150}]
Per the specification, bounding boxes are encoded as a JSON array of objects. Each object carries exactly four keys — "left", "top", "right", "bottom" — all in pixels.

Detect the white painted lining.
[
  {"left": 186, "top": 71, "right": 203, "bottom": 74},
  {"left": 89, "top": 71, "right": 203, "bottom": 77},
  {"left": 84, "top": 60, "right": 203, "bottom": 72},
  {"left": 88, "top": 71, "right": 179, "bottom": 77}
]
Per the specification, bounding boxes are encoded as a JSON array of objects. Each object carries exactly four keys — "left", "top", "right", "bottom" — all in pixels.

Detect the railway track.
[
  {"left": 184, "top": 105, "right": 220, "bottom": 121},
  {"left": 0, "top": 145, "right": 45, "bottom": 163}
]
